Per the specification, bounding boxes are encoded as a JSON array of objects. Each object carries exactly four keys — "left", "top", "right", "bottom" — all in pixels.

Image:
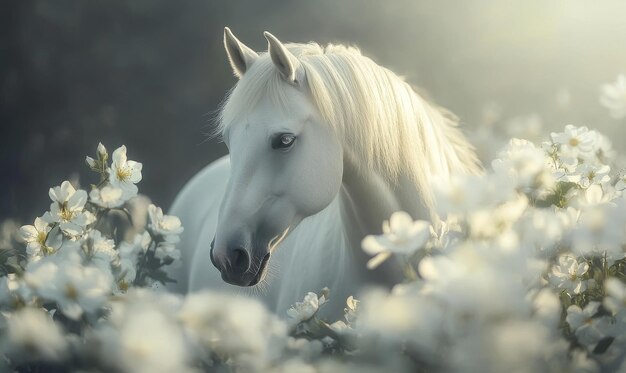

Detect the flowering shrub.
[
  {"left": 0, "top": 144, "right": 187, "bottom": 370},
  {"left": 2, "top": 120, "right": 626, "bottom": 372},
  {"left": 339, "top": 124, "right": 626, "bottom": 372}
]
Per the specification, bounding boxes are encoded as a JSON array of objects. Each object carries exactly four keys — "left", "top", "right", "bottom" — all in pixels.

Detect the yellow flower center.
[
  {"left": 495, "top": 220, "right": 507, "bottom": 232},
  {"left": 37, "top": 231, "right": 47, "bottom": 245},
  {"left": 65, "top": 284, "right": 79, "bottom": 300},
  {"left": 118, "top": 280, "right": 129, "bottom": 292},
  {"left": 569, "top": 137, "right": 580, "bottom": 147},
  {"left": 59, "top": 203, "right": 74, "bottom": 221},
  {"left": 116, "top": 166, "right": 132, "bottom": 182}
]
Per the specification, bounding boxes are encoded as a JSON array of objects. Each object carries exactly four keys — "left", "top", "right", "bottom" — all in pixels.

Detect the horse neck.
[
  {"left": 336, "top": 147, "right": 430, "bottom": 285},
  {"left": 334, "top": 91, "right": 479, "bottom": 284}
]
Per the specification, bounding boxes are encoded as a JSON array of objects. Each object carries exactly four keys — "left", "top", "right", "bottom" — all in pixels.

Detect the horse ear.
[
  {"left": 264, "top": 31, "right": 300, "bottom": 84},
  {"left": 224, "top": 27, "right": 258, "bottom": 78}
]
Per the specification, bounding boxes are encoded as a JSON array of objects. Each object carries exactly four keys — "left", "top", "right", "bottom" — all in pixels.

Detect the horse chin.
[{"left": 248, "top": 253, "right": 271, "bottom": 286}]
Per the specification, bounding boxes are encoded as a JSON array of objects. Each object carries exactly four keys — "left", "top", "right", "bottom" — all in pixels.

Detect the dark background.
[{"left": 2, "top": 0, "right": 625, "bottom": 223}]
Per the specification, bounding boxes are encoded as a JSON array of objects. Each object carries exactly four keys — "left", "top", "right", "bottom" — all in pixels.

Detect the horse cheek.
[{"left": 293, "top": 148, "right": 342, "bottom": 216}]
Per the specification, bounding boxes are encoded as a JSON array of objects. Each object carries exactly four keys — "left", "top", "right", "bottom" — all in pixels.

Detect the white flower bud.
[
  {"left": 85, "top": 156, "right": 96, "bottom": 168},
  {"left": 97, "top": 142, "right": 108, "bottom": 160}
]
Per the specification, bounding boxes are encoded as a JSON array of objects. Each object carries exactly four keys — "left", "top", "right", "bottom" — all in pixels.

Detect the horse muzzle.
[{"left": 210, "top": 238, "right": 271, "bottom": 287}]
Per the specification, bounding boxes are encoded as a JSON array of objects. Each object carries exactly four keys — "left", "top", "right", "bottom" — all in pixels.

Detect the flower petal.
[
  {"left": 389, "top": 211, "right": 413, "bottom": 232},
  {"left": 66, "top": 189, "right": 88, "bottom": 211},
  {"left": 112, "top": 145, "right": 127, "bottom": 165},
  {"left": 366, "top": 252, "right": 392, "bottom": 269},
  {"left": 361, "top": 235, "right": 386, "bottom": 255},
  {"left": 19, "top": 225, "right": 38, "bottom": 242}
]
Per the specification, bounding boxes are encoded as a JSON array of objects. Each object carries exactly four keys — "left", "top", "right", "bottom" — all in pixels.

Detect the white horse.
[{"left": 168, "top": 28, "right": 481, "bottom": 318}]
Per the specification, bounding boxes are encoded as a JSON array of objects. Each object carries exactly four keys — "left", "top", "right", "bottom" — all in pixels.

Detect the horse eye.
[{"left": 272, "top": 133, "right": 297, "bottom": 150}]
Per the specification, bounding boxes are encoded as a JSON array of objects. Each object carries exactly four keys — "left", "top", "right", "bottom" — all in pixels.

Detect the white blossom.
[
  {"left": 571, "top": 201, "right": 626, "bottom": 262},
  {"left": 344, "top": 296, "right": 359, "bottom": 325},
  {"left": 551, "top": 125, "right": 596, "bottom": 159},
  {"left": 28, "top": 249, "right": 112, "bottom": 320},
  {"left": 18, "top": 217, "right": 62, "bottom": 258},
  {"left": 95, "top": 290, "right": 191, "bottom": 373},
  {"left": 434, "top": 173, "right": 516, "bottom": 216},
  {"left": 46, "top": 265, "right": 111, "bottom": 319},
  {"left": 487, "top": 320, "right": 556, "bottom": 373},
  {"left": 600, "top": 74, "right": 626, "bottom": 119},
  {"left": 570, "top": 349, "right": 600, "bottom": 373},
  {"left": 573, "top": 184, "right": 613, "bottom": 208},
  {"left": 85, "top": 229, "right": 119, "bottom": 271},
  {"left": 3, "top": 307, "right": 68, "bottom": 362},
  {"left": 154, "top": 240, "right": 181, "bottom": 261},
  {"left": 531, "top": 288, "right": 562, "bottom": 328},
  {"left": 544, "top": 143, "right": 581, "bottom": 183},
  {"left": 23, "top": 254, "right": 63, "bottom": 295},
  {"left": 109, "top": 145, "right": 142, "bottom": 199},
  {"left": 604, "top": 278, "right": 626, "bottom": 315},
  {"left": 47, "top": 181, "right": 94, "bottom": 236},
  {"left": 417, "top": 244, "right": 530, "bottom": 317},
  {"left": 573, "top": 163, "right": 611, "bottom": 188},
  {"left": 89, "top": 185, "right": 125, "bottom": 208},
  {"left": 287, "top": 292, "right": 326, "bottom": 324},
  {"left": 178, "top": 291, "right": 286, "bottom": 370},
  {"left": 0, "top": 274, "right": 33, "bottom": 305},
  {"left": 147, "top": 204, "right": 184, "bottom": 237},
  {"left": 358, "top": 287, "right": 446, "bottom": 363},
  {"left": 492, "top": 138, "right": 554, "bottom": 191},
  {"left": 516, "top": 207, "right": 571, "bottom": 255},
  {"left": 566, "top": 302, "right": 616, "bottom": 349},
  {"left": 361, "top": 211, "right": 431, "bottom": 269},
  {"left": 468, "top": 194, "right": 528, "bottom": 239},
  {"left": 591, "top": 132, "right": 615, "bottom": 163},
  {"left": 360, "top": 288, "right": 426, "bottom": 335},
  {"left": 548, "top": 255, "right": 592, "bottom": 295}
]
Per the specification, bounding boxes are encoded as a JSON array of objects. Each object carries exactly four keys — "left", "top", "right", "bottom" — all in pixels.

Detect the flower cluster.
[
  {"left": 0, "top": 143, "right": 188, "bottom": 371},
  {"left": 328, "top": 124, "right": 626, "bottom": 372}
]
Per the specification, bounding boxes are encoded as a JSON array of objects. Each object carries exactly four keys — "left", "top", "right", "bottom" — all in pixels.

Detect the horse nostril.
[{"left": 229, "top": 247, "right": 249, "bottom": 273}]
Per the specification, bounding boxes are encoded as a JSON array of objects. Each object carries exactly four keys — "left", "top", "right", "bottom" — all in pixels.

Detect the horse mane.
[{"left": 218, "top": 41, "right": 482, "bottom": 213}]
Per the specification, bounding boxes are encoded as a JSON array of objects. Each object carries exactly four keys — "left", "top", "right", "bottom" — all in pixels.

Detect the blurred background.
[{"left": 1, "top": 0, "right": 625, "bottom": 223}]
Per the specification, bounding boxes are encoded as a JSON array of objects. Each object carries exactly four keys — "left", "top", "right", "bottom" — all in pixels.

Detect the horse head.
[{"left": 210, "top": 28, "right": 343, "bottom": 286}]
